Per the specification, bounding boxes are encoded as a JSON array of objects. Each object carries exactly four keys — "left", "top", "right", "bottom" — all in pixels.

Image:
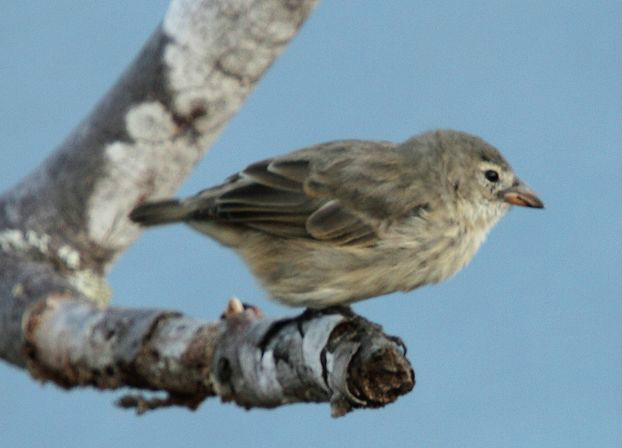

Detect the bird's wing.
[{"left": 187, "top": 140, "right": 410, "bottom": 245}]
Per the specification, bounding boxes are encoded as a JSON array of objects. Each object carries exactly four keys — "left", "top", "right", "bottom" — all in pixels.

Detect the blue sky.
[{"left": 1, "top": 2, "right": 620, "bottom": 447}]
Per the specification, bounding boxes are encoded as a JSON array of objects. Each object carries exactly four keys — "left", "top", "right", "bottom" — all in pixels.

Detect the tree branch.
[
  {"left": 0, "top": 0, "right": 416, "bottom": 416},
  {"left": 23, "top": 296, "right": 413, "bottom": 416}
]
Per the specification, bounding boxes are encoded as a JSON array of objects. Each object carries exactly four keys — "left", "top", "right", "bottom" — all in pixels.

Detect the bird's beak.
[{"left": 500, "top": 181, "right": 544, "bottom": 208}]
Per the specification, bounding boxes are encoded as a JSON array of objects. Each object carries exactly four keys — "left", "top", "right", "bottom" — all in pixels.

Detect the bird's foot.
[{"left": 220, "top": 296, "right": 263, "bottom": 320}]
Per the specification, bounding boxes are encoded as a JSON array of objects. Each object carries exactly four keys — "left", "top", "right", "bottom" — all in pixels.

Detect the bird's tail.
[{"left": 129, "top": 199, "right": 190, "bottom": 226}]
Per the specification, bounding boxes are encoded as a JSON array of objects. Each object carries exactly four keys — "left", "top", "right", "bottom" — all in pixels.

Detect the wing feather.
[
  {"left": 185, "top": 141, "right": 414, "bottom": 245},
  {"left": 306, "top": 200, "right": 374, "bottom": 242}
]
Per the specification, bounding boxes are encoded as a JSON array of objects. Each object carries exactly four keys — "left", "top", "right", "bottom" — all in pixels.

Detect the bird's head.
[{"left": 415, "top": 130, "right": 544, "bottom": 225}]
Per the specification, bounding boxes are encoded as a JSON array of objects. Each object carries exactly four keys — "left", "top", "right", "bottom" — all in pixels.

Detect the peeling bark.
[
  {"left": 0, "top": 0, "right": 416, "bottom": 416},
  {"left": 22, "top": 295, "right": 413, "bottom": 415}
]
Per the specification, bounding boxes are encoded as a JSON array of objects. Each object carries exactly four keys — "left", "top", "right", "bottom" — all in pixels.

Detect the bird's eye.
[{"left": 484, "top": 170, "right": 499, "bottom": 182}]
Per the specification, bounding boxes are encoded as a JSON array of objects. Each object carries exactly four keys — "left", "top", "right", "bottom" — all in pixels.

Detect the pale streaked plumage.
[{"left": 130, "top": 129, "right": 543, "bottom": 308}]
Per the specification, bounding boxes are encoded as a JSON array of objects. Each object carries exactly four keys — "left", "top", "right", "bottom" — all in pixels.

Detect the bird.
[{"left": 129, "top": 129, "right": 543, "bottom": 308}]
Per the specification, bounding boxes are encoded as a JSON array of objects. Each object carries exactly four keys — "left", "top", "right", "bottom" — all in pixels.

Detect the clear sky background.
[{"left": 1, "top": 2, "right": 620, "bottom": 447}]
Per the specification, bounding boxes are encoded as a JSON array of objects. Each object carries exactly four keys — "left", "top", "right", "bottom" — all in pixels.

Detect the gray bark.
[{"left": 0, "top": 0, "right": 415, "bottom": 416}]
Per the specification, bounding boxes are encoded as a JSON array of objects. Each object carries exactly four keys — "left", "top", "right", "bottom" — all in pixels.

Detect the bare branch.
[
  {"left": 0, "top": 0, "right": 319, "bottom": 299},
  {"left": 22, "top": 295, "right": 413, "bottom": 416}
]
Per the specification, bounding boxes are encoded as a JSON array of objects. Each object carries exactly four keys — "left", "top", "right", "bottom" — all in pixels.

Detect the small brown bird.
[{"left": 130, "top": 130, "right": 543, "bottom": 308}]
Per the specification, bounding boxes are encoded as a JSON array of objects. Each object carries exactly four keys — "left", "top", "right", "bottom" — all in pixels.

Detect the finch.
[{"left": 130, "top": 129, "right": 543, "bottom": 308}]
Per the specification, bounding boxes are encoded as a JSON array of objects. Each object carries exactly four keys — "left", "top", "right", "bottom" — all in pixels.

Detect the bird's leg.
[{"left": 301, "top": 305, "right": 355, "bottom": 319}]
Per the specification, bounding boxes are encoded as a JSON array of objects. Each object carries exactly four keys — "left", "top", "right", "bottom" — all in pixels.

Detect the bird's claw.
[{"left": 387, "top": 334, "right": 407, "bottom": 355}]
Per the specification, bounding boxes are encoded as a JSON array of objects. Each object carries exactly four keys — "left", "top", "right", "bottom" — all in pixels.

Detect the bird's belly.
[
  {"left": 241, "top": 238, "right": 412, "bottom": 307},
  {"left": 237, "top": 225, "right": 489, "bottom": 308}
]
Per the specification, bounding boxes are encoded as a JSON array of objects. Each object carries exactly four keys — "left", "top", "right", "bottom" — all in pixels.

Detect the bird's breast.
[{"left": 383, "top": 211, "right": 493, "bottom": 289}]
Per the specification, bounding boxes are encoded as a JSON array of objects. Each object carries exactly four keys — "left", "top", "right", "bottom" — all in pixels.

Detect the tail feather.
[{"left": 129, "top": 199, "right": 189, "bottom": 226}]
